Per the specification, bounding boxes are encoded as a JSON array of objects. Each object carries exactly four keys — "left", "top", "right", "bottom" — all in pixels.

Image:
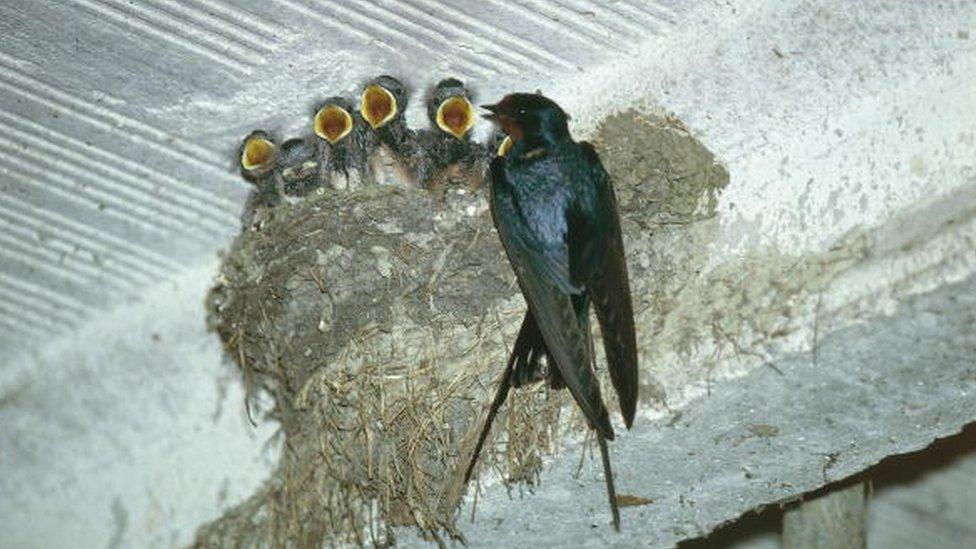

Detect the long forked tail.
[
  {"left": 462, "top": 352, "right": 516, "bottom": 485},
  {"left": 588, "top": 301, "right": 621, "bottom": 531},
  {"left": 597, "top": 432, "right": 621, "bottom": 531}
]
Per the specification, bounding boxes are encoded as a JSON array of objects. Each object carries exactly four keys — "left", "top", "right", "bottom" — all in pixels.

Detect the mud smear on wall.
[
  {"left": 196, "top": 112, "right": 882, "bottom": 545},
  {"left": 593, "top": 112, "right": 873, "bottom": 405}
]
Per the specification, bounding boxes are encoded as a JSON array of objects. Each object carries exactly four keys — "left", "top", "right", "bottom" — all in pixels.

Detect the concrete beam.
[{"left": 396, "top": 273, "right": 976, "bottom": 547}]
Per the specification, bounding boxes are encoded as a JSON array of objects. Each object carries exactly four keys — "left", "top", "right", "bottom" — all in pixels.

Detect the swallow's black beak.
[{"left": 480, "top": 103, "right": 499, "bottom": 120}]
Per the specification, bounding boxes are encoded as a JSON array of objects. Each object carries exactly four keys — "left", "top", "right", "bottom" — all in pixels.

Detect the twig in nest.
[{"left": 307, "top": 268, "right": 327, "bottom": 293}]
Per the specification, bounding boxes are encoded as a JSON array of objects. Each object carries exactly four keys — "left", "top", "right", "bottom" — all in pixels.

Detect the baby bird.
[
  {"left": 277, "top": 136, "right": 321, "bottom": 200},
  {"left": 359, "top": 75, "right": 418, "bottom": 186},
  {"left": 238, "top": 130, "right": 281, "bottom": 228},
  {"left": 415, "top": 78, "right": 482, "bottom": 191},
  {"left": 492, "top": 133, "right": 513, "bottom": 158},
  {"left": 313, "top": 96, "right": 367, "bottom": 190}
]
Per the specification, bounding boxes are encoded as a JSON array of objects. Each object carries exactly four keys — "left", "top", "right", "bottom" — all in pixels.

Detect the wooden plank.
[{"left": 783, "top": 482, "right": 867, "bottom": 549}]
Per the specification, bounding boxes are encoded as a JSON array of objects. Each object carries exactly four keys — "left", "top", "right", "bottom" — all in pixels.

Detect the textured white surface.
[
  {"left": 0, "top": 262, "right": 279, "bottom": 548},
  {"left": 1, "top": 0, "right": 975, "bottom": 547},
  {"left": 0, "top": 0, "right": 683, "bottom": 349}
]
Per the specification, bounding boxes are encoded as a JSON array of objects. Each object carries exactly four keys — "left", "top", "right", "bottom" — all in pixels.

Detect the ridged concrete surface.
[{"left": 0, "top": 0, "right": 680, "bottom": 350}]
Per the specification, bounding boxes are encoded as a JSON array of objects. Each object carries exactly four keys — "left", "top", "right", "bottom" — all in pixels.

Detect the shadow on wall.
[{"left": 680, "top": 423, "right": 976, "bottom": 548}]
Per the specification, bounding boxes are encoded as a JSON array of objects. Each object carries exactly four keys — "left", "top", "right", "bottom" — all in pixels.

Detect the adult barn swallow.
[
  {"left": 313, "top": 96, "right": 367, "bottom": 190},
  {"left": 359, "top": 75, "right": 418, "bottom": 186},
  {"left": 238, "top": 130, "right": 282, "bottom": 227},
  {"left": 277, "top": 136, "right": 321, "bottom": 199},
  {"left": 466, "top": 93, "right": 639, "bottom": 531},
  {"left": 415, "top": 78, "right": 482, "bottom": 190}
]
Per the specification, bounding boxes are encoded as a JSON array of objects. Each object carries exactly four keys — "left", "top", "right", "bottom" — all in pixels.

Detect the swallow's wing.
[
  {"left": 577, "top": 142, "right": 639, "bottom": 428},
  {"left": 489, "top": 157, "right": 614, "bottom": 439}
]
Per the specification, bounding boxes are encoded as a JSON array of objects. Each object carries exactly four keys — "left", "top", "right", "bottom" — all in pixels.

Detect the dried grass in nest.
[
  {"left": 207, "top": 327, "right": 573, "bottom": 547},
  {"left": 202, "top": 184, "right": 576, "bottom": 546},
  {"left": 285, "top": 352, "right": 571, "bottom": 545}
]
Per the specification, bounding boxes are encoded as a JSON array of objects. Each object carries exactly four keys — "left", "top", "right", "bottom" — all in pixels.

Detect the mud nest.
[{"left": 198, "top": 112, "right": 729, "bottom": 547}]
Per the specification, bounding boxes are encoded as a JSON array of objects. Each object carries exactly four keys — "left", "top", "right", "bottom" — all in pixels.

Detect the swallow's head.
[
  {"left": 482, "top": 93, "right": 569, "bottom": 145},
  {"left": 277, "top": 137, "right": 319, "bottom": 184},
  {"left": 428, "top": 78, "right": 475, "bottom": 140},
  {"left": 239, "top": 130, "right": 277, "bottom": 177},
  {"left": 314, "top": 97, "right": 355, "bottom": 145},
  {"left": 360, "top": 75, "right": 408, "bottom": 130}
]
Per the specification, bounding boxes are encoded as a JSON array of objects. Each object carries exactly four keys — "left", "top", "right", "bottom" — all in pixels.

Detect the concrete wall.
[
  {"left": 1, "top": 0, "right": 974, "bottom": 546},
  {"left": 0, "top": 263, "right": 278, "bottom": 547}
]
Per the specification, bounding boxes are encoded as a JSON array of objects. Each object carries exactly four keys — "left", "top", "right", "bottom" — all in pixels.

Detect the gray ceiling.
[{"left": 0, "top": 0, "right": 679, "bottom": 353}]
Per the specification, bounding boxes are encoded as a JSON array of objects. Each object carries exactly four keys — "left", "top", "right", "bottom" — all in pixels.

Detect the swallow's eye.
[{"left": 518, "top": 108, "right": 527, "bottom": 116}]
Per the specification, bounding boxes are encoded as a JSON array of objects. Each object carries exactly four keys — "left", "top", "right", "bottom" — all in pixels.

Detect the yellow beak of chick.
[
  {"left": 496, "top": 136, "right": 513, "bottom": 157},
  {"left": 241, "top": 135, "right": 276, "bottom": 171},
  {"left": 314, "top": 105, "right": 353, "bottom": 144},
  {"left": 360, "top": 84, "right": 398, "bottom": 129},
  {"left": 435, "top": 95, "right": 475, "bottom": 140}
]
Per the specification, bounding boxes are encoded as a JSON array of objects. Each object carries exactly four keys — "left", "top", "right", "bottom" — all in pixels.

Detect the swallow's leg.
[
  {"left": 463, "top": 353, "right": 516, "bottom": 486},
  {"left": 510, "top": 311, "right": 546, "bottom": 387},
  {"left": 597, "top": 432, "right": 621, "bottom": 531}
]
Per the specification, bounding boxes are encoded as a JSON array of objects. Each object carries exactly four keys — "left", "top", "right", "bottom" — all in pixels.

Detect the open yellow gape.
[
  {"left": 360, "top": 84, "right": 397, "bottom": 129},
  {"left": 241, "top": 136, "right": 276, "bottom": 171},
  {"left": 314, "top": 105, "right": 353, "bottom": 145},
  {"left": 435, "top": 95, "right": 475, "bottom": 139}
]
